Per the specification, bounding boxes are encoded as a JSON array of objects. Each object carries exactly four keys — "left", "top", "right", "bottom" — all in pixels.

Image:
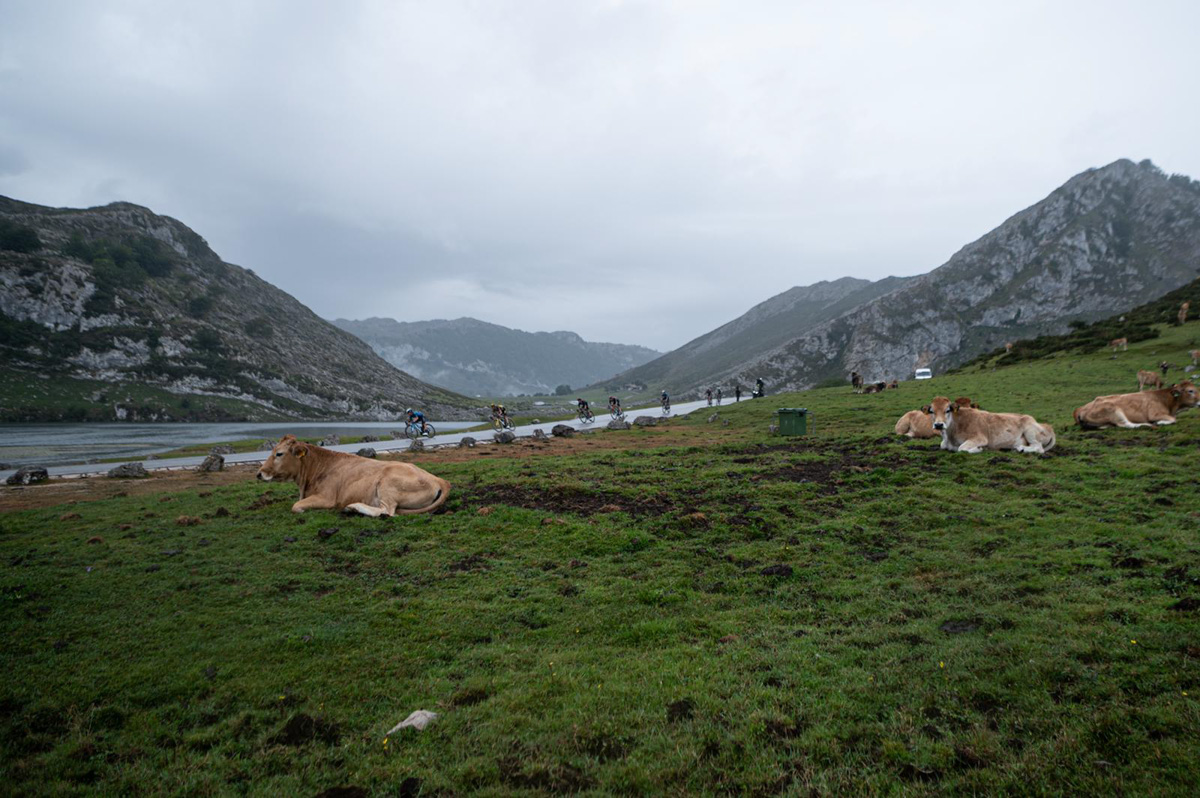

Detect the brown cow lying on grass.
[
  {"left": 924, "top": 396, "right": 1056, "bottom": 453},
  {"left": 1074, "top": 381, "right": 1199, "bottom": 429},
  {"left": 894, "top": 410, "right": 935, "bottom": 438},
  {"left": 896, "top": 396, "right": 980, "bottom": 439},
  {"left": 256, "top": 434, "right": 450, "bottom": 516}
]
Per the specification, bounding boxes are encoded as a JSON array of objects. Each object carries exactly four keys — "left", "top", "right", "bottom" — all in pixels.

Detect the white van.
[{"left": 914, "top": 368, "right": 933, "bottom": 380}]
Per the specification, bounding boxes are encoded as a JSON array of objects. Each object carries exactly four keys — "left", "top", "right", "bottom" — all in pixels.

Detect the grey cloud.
[{"left": 1, "top": 1, "right": 1199, "bottom": 350}]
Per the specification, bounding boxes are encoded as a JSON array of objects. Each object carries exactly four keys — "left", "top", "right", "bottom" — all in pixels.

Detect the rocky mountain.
[
  {"left": 0, "top": 197, "right": 474, "bottom": 421},
  {"left": 596, "top": 275, "right": 913, "bottom": 393},
  {"left": 609, "top": 159, "right": 1200, "bottom": 396},
  {"left": 332, "top": 316, "right": 660, "bottom": 396}
]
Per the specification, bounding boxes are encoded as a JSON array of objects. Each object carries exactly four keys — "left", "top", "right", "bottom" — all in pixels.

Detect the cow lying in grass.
[
  {"left": 894, "top": 409, "right": 935, "bottom": 438},
  {"left": 896, "top": 396, "right": 982, "bottom": 439},
  {"left": 924, "top": 396, "right": 1056, "bottom": 453},
  {"left": 256, "top": 434, "right": 450, "bottom": 516},
  {"left": 1073, "top": 381, "right": 1199, "bottom": 429}
]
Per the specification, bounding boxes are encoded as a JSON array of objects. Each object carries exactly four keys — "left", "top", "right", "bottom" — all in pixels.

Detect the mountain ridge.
[
  {"left": 603, "top": 159, "right": 1200, "bottom": 396},
  {"left": 0, "top": 196, "right": 475, "bottom": 421},
  {"left": 332, "top": 315, "right": 660, "bottom": 396}
]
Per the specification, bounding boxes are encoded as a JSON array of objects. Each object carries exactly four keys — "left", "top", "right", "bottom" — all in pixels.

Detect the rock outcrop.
[{"left": 0, "top": 196, "right": 475, "bottom": 422}]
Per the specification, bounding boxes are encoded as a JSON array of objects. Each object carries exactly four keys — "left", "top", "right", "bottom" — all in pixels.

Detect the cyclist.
[
  {"left": 577, "top": 397, "right": 592, "bottom": 419},
  {"left": 755, "top": 377, "right": 765, "bottom": 398},
  {"left": 406, "top": 407, "right": 427, "bottom": 434},
  {"left": 715, "top": 388, "right": 722, "bottom": 405},
  {"left": 490, "top": 402, "right": 509, "bottom": 428},
  {"left": 705, "top": 388, "right": 713, "bottom": 406},
  {"left": 608, "top": 395, "right": 621, "bottom": 415},
  {"left": 660, "top": 390, "right": 670, "bottom": 411}
]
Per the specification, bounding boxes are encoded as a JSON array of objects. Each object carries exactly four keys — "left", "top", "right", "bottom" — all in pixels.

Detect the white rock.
[{"left": 387, "top": 710, "right": 438, "bottom": 735}]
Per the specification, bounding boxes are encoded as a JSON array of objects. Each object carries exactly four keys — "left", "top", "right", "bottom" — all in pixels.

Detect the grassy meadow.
[{"left": 2, "top": 323, "right": 1199, "bottom": 795}]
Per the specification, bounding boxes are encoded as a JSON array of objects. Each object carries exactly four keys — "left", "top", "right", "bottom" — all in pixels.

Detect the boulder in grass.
[
  {"left": 386, "top": 710, "right": 438, "bottom": 735},
  {"left": 606, "top": 419, "right": 631, "bottom": 431},
  {"left": 494, "top": 430, "right": 516, "bottom": 444},
  {"left": 632, "top": 416, "right": 657, "bottom": 427},
  {"left": 551, "top": 424, "right": 574, "bottom": 437},
  {"left": 356, "top": 448, "right": 377, "bottom": 459},
  {"left": 320, "top": 434, "right": 340, "bottom": 447},
  {"left": 210, "top": 444, "right": 235, "bottom": 455},
  {"left": 532, "top": 429, "right": 548, "bottom": 440},
  {"left": 259, "top": 439, "right": 277, "bottom": 451},
  {"left": 361, "top": 434, "right": 380, "bottom": 443},
  {"left": 107, "top": 462, "right": 149, "bottom": 479},
  {"left": 458, "top": 437, "right": 476, "bottom": 449},
  {"left": 408, "top": 439, "right": 425, "bottom": 453},
  {"left": 6, "top": 465, "right": 49, "bottom": 486},
  {"left": 197, "top": 454, "right": 224, "bottom": 472}
]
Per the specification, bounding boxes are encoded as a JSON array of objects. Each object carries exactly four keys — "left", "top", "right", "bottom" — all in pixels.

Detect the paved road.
[{"left": 1, "top": 398, "right": 726, "bottom": 481}]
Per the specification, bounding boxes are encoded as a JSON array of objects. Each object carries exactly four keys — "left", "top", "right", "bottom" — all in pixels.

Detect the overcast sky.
[{"left": 2, "top": 1, "right": 1198, "bottom": 350}]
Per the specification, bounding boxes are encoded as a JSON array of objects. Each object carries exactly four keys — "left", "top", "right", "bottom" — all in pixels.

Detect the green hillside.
[{"left": 1, "top": 319, "right": 1198, "bottom": 794}]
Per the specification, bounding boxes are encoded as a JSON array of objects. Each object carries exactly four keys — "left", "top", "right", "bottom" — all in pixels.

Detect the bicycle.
[
  {"left": 404, "top": 420, "right": 437, "bottom": 439},
  {"left": 661, "top": 398, "right": 671, "bottom": 415},
  {"left": 577, "top": 406, "right": 595, "bottom": 423},
  {"left": 609, "top": 404, "right": 624, "bottom": 420},
  {"left": 492, "top": 413, "right": 515, "bottom": 431}
]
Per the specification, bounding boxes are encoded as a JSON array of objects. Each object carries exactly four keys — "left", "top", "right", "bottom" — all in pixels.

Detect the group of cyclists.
[{"left": 404, "top": 378, "right": 767, "bottom": 439}]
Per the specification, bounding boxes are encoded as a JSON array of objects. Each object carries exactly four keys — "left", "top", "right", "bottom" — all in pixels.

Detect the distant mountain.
[
  {"left": 0, "top": 197, "right": 474, "bottom": 421},
  {"left": 332, "top": 316, "right": 661, "bottom": 396},
  {"left": 595, "top": 275, "right": 913, "bottom": 393},
  {"left": 605, "top": 159, "right": 1200, "bottom": 396}
]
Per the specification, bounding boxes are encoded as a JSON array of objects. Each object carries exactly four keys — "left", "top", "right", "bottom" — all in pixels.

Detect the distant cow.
[
  {"left": 1137, "top": 370, "right": 1163, "bottom": 391},
  {"left": 1191, "top": 350, "right": 1200, "bottom": 365},
  {"left": 924, "top": 396, "right": 1055, "bottom": 453},
  {"left": 1179, "top": 301, "right": 1190, "bottom": 325},
  {"left": 895, "top": 409, "right": 936, "bottom": 438},
  {"left": 1160, "top": 361, "right": 1172, "bottom": 376},
  {"left": 887, "top": 379, "right": 898, "bottom": 389},
  {"left": 863, "top": 383, "right": 879, "bottom": 394},
  {"left": 1074, "top": 380, "right": 1199, "bottom": 429},
  {"left": 851, "top": 371, "right": 863, "bottom": 392},
  {"left": 1004, "top": 342, "right": 1013, "bottom": 354},
  {"left": 1110, "top": 337, "right": 1128, "bottom": 352},
  {"left": 256, "top": 434, "right": 450, "bottom": 516}
]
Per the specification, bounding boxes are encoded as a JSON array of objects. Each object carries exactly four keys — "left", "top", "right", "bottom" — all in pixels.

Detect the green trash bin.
[{"left": 777, "top": 408, "right": 808, "bottom": 436}]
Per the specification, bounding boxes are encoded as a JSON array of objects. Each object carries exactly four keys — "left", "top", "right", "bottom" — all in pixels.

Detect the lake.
[{"left": 0, "top": 421, "right": 480, "bottom": 468}]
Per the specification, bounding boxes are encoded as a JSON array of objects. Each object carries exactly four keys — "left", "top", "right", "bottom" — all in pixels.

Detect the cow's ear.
[
  {"left": 949, "top": 403, "right": 959, "bottom": 413},
  {"left": 921, "top": 404, "right": 931, "bottom": 414},
  {"left": 296, "top": 445, "right": 307, "bottom": 458}
]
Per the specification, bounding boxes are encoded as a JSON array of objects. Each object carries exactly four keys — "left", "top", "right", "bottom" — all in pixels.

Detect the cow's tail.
[{"left": 394, "top": 478, "right": 451, "bottom": 515}]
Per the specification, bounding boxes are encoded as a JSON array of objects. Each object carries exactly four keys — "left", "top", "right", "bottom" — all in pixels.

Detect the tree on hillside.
[{"left": 554, "top": 384, "right": 572, "bottom": 396}]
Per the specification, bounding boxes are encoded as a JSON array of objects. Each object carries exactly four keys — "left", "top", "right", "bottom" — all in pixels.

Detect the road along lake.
[{"left": 0, "top": 420, "right": 480, "bottom": 467}]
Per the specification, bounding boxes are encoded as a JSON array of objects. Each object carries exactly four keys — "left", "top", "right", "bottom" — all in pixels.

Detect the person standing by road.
[{"left": 735, "top": 385, "right": 741, "bottom": 402}]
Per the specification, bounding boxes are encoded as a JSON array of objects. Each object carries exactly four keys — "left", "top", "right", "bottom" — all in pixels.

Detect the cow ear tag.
[{"left": 297, "top": 448, "right": 306, "bottom": 458}]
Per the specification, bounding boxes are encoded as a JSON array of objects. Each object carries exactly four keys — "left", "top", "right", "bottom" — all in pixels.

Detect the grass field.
[{"left": 2, "top": 323, "right": 1199, "bottom": 795}]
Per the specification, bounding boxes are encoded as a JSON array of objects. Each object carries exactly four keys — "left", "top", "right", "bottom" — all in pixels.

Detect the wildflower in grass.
[
  {"left": 1131, "top": 640, "right": 1137, "bottom": 645},
  {"left": 939, "top": 662, "right": 945, "bottom": 669}
]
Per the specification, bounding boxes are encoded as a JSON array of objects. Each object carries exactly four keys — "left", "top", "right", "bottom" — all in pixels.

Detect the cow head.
[
  {"left": 954, "top": 396, "right": 979, "bottom": 410},
  {"left": 1170, "top": 381, "right": 1199, "bottom": 408},
  {"left": 924, "top": 396, "right": 958, "bottom": 431},
  {"left": 256, "top": 434, "right": 307, "bottom": 481}
]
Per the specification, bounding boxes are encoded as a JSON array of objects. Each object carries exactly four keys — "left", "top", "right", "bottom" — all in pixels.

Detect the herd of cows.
[
  {"left": 247, "top": 334, "right": 1199, "bottom": 517},
  {"left": 895, "top": 376, "right": 1199, "bottom": 453}
]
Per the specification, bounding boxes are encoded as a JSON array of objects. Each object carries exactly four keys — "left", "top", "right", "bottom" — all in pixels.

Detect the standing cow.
[
  {"left": 1179, "top": 301, "right": 1190, "bottom": 325},
  {"left": 1137, "top": 370, "right": 1163, "bottom": 391},
  {"left": 851, "top": 371, "right": 863, "bottom": 393}
]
